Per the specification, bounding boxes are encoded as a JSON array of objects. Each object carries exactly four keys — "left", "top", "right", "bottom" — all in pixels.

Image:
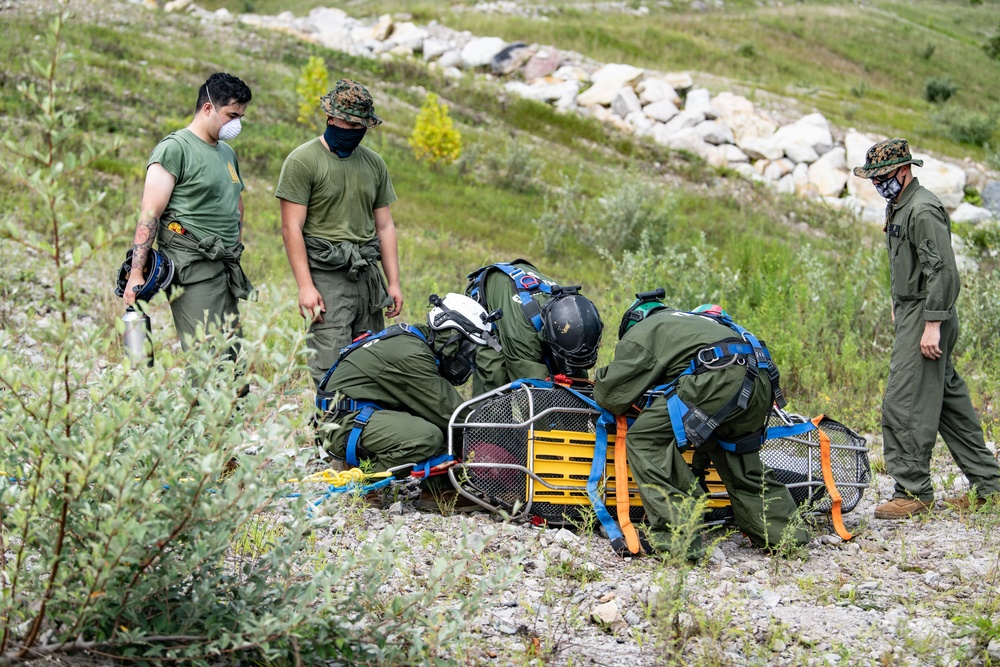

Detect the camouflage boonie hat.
[
  {"left": 320, "top": 79, "right": 382, "bottom": 128},
  {"left": 853, "top": 138, "right": 924, "bottom": 179}
]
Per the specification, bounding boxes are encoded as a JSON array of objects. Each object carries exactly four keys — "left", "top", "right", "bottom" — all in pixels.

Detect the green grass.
[{"left": 4, "top": 1, "right": 1000, "bottom": 438}]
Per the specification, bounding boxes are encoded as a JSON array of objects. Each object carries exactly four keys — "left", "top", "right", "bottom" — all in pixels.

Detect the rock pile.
[{"left": 160, "top": 2, "right": 999, "bottom": 226}]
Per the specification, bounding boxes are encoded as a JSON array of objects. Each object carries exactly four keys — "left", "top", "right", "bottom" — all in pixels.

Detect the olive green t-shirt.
[
  {"left": 274, "top": 139, "right": 397, "bottom": 244},
  {"left": 148, "top": 128, "right": 243, "bottom": 247}
]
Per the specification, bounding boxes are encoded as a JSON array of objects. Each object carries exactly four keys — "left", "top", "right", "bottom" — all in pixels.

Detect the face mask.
[
  {"left": 436, "top": 334, "right": 478, "bottom": 385},
  {"left": 324, "top": 123, "right": 367, "bottom": 158},
  {"left": 207, "top": 90, "right": 242, "bottom": 141},
  {"left": 873, "top": 170, "right": 902, "bottom": 200},
  {"left": 218, "top": 118, "right": 242, "bottom": 141}
]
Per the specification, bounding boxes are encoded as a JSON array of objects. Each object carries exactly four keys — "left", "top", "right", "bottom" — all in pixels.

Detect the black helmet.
[
  {"left": 618, "top": 288, "right": 668, "bottom": 339},
  {"left": 540, "top": 286, "right": 604, "bottom": 374},
  {"left": 114, "top": 248, "right": 175, "bottom": 303}
]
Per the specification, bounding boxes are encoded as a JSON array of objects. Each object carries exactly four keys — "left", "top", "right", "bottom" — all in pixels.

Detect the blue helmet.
[{"left": 115, "top": 248, "right": 175, "bottom": 303}]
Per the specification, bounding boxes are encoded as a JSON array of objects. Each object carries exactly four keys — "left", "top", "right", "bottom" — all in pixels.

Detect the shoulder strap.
[
  {"left": 317, "top": 323, "right": 432, "bottom": 391},
  {"left": 466, "top": 260, "right": 554, "bottom": 332},
  {"left": 693, "top": 312, "right": 786, "bottom": 409}
]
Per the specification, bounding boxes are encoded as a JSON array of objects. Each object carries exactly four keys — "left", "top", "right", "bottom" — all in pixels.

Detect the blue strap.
[
  {"left": 493, "top": 263, "right": 552, "bottom": 332},
  {"left": 414, "top": 453, "right": 455, "bottom": 478},
  {"left": 666, "top": 393, "right": 690, "bottom": 448},
  {"left": 346, "top": 402, "right": 383, "bottom": 467},
  {"left": 765, "top": 421, "right": 817, "bottom": 439},
  {"left": 586, "top": 411, "right": 627, "bottom": 553}
]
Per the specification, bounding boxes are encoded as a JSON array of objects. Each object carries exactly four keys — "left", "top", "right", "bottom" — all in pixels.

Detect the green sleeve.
[
  {"left": 372, "top": 158, "right": 397, "bottom": 210},
  {"left": 149, "top": 135, "right": 184, "bottom": 180},
  {"left": 593, "top": 339, "right": 662, "bottom": 415},
  {"left": 274, "top": 154, "right": 312, "bottom": 206},
  {"left": 912, "top": 203, "right": 959, "bottom": 320}
]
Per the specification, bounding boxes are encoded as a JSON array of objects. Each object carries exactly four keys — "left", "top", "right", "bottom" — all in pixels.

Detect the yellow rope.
[{"left": 284, "top": 467, "right": 391, "bottom": 486}]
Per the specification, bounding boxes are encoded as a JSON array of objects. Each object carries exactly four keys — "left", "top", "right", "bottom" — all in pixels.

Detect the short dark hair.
[{"left": 196, "top": 72, "right": 252, "bottom": 112}]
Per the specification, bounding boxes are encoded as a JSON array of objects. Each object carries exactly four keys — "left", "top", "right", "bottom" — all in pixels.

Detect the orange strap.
[
  {"left": 614, "top": 415, "right": 642, "bottom": 554},
  {"left": 813, "top": 414, "right": 854, "bottom": 541}
]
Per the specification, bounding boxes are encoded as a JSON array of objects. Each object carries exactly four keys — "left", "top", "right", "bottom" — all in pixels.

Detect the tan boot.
[
  {"left": 874, "top": 497, "right": 933, "bottom": 519},
  {"left": 943, "top": 494, "right": 993, "bottom": 512}
]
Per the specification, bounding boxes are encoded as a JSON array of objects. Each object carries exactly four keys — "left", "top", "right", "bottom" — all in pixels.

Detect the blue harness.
[
  {"left": 466, "top": 260, "right": 555, "bottom": 332},
  {"left": 649, "top": 312, "right": 785, "bottom": 455},
  {"left": 315, "top": 323, "right": 433, "bottom": 467}
]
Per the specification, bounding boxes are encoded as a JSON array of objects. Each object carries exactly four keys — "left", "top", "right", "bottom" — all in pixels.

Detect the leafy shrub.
[
  {"left": 295, "top": 55, "right": 329, "bottom": 130},
  {"left": 480, "top": 136, "right": 542, "bottom": 192},
  {"left": 985, "top": 23, "right": 1000, "bottom": 60},
  {"left": 931, "top": 106, "right": 998, "bottom": 146},
  {"left": 581, "top": 178, "right": 674, "bottom": 256},
  {"left": 924, "top": 77, "right": 958, "bottom": 104},
  {"left": 409, "top": 92, "right": 462, "bottom": 167},
  {"left": 532, "top": 174, "right": 584, "bottom": 256}
]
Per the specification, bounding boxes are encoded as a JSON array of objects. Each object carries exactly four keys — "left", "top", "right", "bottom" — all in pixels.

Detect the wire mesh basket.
[{"left": 447, "top": 382, "right": 870, "bottom": 525}]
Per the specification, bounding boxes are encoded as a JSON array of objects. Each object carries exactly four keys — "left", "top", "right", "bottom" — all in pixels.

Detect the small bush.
[
  {"left": 984, "top": 23, "right": 1000, "bottom": 60},
  {"left": 736, "top": 43, "right": 757, "bottom": 58},
  {"left": 931, "top": 106, "right": 998, "bottom": 146},
  {"left": 480, "top": 136, "right": 543, "bottom": 192},
  {"left": 920, "top": 43, "right": 936, "bottom": 60},
  {"left": 295, "top": 55, "right": 329, "bottom": 130},
  {"left": 924, "top": 77, "right": 958, "bottom": 104},
  {"left": 409, "top": 92, "right": 462, "bottom": 167},
  {"left": 532, "top": 174, "right": 584, "bottom": 256}
]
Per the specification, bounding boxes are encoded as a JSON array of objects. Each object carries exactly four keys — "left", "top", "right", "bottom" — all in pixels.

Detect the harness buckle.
[
  {"left": 696, "top": 346, "right": 740, "bottom": 370},
  {"left": 517, "top": 275, "right": 540, "bottom": 290}
]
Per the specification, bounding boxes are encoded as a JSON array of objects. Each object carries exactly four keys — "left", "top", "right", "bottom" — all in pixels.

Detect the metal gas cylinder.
[{"left": 122, "top": 306, "right": 153, "bottom": 367}]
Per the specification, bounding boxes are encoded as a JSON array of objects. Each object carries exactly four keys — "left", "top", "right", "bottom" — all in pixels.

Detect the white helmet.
[{"left": 427, "top": 293, "right": 501, "bottom": 350}]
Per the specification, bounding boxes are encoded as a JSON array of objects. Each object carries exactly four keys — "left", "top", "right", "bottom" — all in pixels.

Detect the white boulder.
[{"left": 460, "top": 36, "right": 508, "bottom": 68}]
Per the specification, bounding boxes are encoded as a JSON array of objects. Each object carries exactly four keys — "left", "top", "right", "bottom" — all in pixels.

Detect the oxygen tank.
[{"left": 122, "top": 306, "right": 153, "bottom": 367}]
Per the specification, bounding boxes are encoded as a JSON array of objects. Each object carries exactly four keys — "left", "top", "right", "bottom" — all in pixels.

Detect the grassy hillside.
[{"left": 2, "top": 0, "right": 999, "bottom": 435}]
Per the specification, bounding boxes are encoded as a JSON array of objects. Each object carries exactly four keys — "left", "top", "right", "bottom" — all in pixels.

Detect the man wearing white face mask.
[{"left": 123, "top": 72, "right": 255, "bottom": 366}]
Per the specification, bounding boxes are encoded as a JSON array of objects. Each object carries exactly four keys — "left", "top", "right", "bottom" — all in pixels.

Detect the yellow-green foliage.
[
  {"left": 408, "top": 92, "right": 461, "bottom": 167},
  {"left": 295, "top": 56, "right": 329, "bottom": 129}
]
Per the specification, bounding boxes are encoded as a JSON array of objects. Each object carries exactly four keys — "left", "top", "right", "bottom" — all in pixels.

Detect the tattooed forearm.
[{"left": 130, "top": 213, "right": 159, "bottom": 270}]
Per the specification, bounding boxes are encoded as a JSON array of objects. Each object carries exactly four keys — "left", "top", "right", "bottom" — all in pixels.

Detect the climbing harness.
[
  {"left": 466, "top": 260, "right": 555, "bottom": 332},
  {"left": 646, "top": 309, "right": 787, "bottom": 455},
  {"left": 314, "top": 323, "right": 434, "bottom": 467}
]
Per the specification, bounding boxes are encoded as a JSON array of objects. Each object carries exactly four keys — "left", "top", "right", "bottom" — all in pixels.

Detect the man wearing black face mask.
[
  {"left": 314, "top": 293, "right": 501, "bottom": 473},
  {"left": 854, "top": 138, "right": 1000, "bottom": 520},
  {"left": 276, "top": 78, "right": 403, "bottom": 387}
]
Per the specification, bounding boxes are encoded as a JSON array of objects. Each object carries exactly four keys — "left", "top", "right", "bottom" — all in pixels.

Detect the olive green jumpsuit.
[
  {"left": 594, "top": 310, "right": 809, "bottom": 555},
  {"left": 882, "top": 178, "right": 1000, "bottom": 501},
  {"left": 323, "top": 324, "right": 462, "bottom": 473},
  {"left": 470, "top": 262, "right": 557, "bottom": 394}
]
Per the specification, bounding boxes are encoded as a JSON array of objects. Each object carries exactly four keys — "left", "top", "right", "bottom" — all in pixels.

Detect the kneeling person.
[
  {"left": 594, "top": 293, "right": 809, "bottom": 557},
  {"left": 465, "top": 259, "right": 604, "bottom": 393},
  {"left": 317, "top": 293, "right": 501, "bottom": 473}
]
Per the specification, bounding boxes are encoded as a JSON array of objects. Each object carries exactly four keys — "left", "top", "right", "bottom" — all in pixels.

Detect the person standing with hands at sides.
[
  {"left": 276, "top": 79, "right": 403, "bottom": 386},
  {"left": 853, "top": 138, "right": 1000, "bottom": 519},
  {"left": 122, "top": 72, "right": 255, "bottom": 364}
]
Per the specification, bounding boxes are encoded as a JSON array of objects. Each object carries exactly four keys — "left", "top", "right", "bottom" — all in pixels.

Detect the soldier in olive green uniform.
[
  {"left": 317, "top": 293, "right": 500, "bottom": 473},
  {"left": 854, "top": 138, "right": 1000, "bottom": 519},
  {"left": 123, "top": 73, "right": 254, "bottom": 356},
  {"left": 594, "top": 302, "right": 808, "bottom": 557},
  {"left": 277, "top": 79, "right": 403, "bottom": 386},
  {"left": 466, "top": 260, "right": 604, "bottom": 394}
]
